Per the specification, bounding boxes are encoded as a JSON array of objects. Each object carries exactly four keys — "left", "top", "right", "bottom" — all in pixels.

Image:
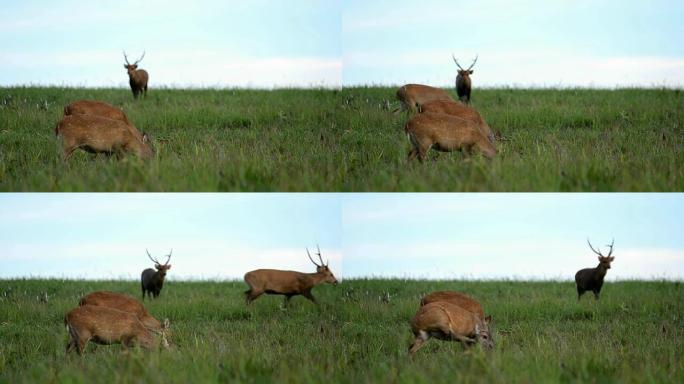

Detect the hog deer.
[
  {"left": 55, "top": 114, "right": 154, "bottom": 160},
  {"left": 575, "top": 239, "right": 615, "bottom": 300},
  {"left": 419, "top": 100, "right": 494, "bottom": 143},
  {"left": 141, "top": 249, "right": 172, "bottom": 300},
  {"left": 244, "top": 246, "right": 338, "bottom": 307},
  {"left": 79, "top": 291, "right": 163, "bottom": 331},
  {"left": 405, "top": 112, "right": 497, "bottom": 162},
  {"left": 409, "top": 301, "right": 493, "bottom": 355},
  {"left": 452, "top": 54, "right": 478, "bottom": 104},
  {"left": 64, "top": 99, "right": 145, "bottom": 142},
  {"left": 394, "top": 84, "right": 454, "bottom": 114},
  {"left": 65, "top": 305, "right": 169, "bottom": 355},
  {"left": 420, "top": 291, "right": 485, "bottom": 320},
  {"left": 123, "top": 51, "right": 149, "bottom": 99}
]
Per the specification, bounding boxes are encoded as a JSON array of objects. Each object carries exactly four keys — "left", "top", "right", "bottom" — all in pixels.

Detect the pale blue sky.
[
  {"left": 344, "top": 0, "right": 684, "bottom": 87},
  {"left": 0, "top": 0, "right": 342, "bottom": 88},
  {"left": 1, "top": 193, "right": 682, "bottom": 281}
]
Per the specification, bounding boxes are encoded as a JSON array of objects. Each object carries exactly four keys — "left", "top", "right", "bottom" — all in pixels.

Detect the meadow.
[
  {"left": 0, "top": 86, "right": 682, "bottom": 191},
  {"left": 0, "top": 278, "right": 682, "bottom": 383}
]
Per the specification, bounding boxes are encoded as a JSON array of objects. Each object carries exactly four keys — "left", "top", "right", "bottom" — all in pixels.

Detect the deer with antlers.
[
  {"left": 452, "top": 54, "right": 478, "bottom": 104},
  {"left": 575, "top": 239, "right": 615, "bottom": 300},
  {"left": 141, "top": 249, "right": 172, "bottom": 300},
  {"left": 243, "top": 246, "right": 338, "bottom": 307},
  {"left": 123, "top": 51, "right": 149, "bottom": 99}
]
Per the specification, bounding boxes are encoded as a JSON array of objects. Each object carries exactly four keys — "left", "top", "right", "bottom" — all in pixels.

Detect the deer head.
[
  {"left": 587, "top": 238, "right": 615, "bottom": 269},
  {"left": 452, "top": 54, "right": 478, "bottom": 77},
  {"left": 307, "top": 245, "right": 337, "bottom": 285},
  {"left": 475, "top": 315, "right": 494, "bottom": 350},
  {"left": 123, "top": 51, "right": 145, "bottom": 74},
  {"left": 146, "top": 248, "right": 172, "bottom": 276}
]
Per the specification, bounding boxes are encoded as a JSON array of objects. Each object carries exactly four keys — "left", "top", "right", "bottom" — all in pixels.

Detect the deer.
[
  {"left": 244, "top": 246, "right": 338, "bottom": 307},
  {"left": 63, "top": 99, "right": 145, "bottom": 142},
  {"left": 405, "top": 112, "right": 497, "bottom": 162},
  {"left": 65, "top": 305, "right": 169, "bottom": 355},
  {"left": 419, "top": 100, "right": 494, "bottom": 143},
  {"left": 452, "top": 54, "right": 478, "bottom": 104},
  {"left": 123, "top": 51, "right": 149, "bottom": 99},
  {"left": 141, "top": 249, "right": 172, "bottom": 300},
  {"left": 79, "top": 291, "right": 164, "bottom": 331},
  {"left": 575, "top": 239, "right": 615, "bottom": 300},
  {"left": 394, "top": 84, "right": 455, "bottom": 114},
  {"left": 409, "top": 301, "right": 493, "bottom": 355},
  {"left": 54, "top": 114, "right": 154, "bottom": 160},
  {"left": 420, "top": 291, "right": 486, "bottom": 320}
]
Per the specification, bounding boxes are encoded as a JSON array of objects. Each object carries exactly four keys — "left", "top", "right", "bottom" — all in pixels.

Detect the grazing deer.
[
  {"left": 65, "top": 305, "right": 169, "bottom": 355},
  {"left": 419, "top": 100, "right": 494, "bottom": 143},
  {"left": 244, "top": 246, "right": 338, "bottom": 307},
  {"left": 405, "top": 112, "right": 497, "bottom": 162},
  {"left": 394, "top": 84, "right": 454, "bottom": 113},
  {"left": 79, "top": 291, "right": 164, "bottom": 331},
  {"left": 64, "top": 100, "right": 130, "bottom": 125},
  {"left": 575, "top": 239, "right": 615, "bottom": 300},
  {"left": 141, "top": 249, "right": 172, "bottom": 300},
  {"left": 55, "top": 114, "right": 154, "bottom": 160},
  {"left": 452, "top": 54, "right": 478, "bottom": 104},
  {"left": 409, "top": 301, "right": 493, "bottom": 355},
  {"left": 123, "top": 51, "right": 149, "bottom": 99},
  {"left": 420, "top": 291, "right": 485, "bottom": 320}
]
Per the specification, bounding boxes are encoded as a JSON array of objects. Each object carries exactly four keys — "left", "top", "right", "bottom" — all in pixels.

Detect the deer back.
[
  {"left": 419, "top": 100, "right": 493, "bottom": 143},
  {"left": 79, "top": 291, "right": 161, "bottom": 331},
  {"left": 420, "top": 291, "right": 486, "bottom": 320}
]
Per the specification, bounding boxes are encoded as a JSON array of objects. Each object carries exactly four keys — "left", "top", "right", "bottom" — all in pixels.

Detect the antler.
[
  {"left": 316, "top": 244, "right": 328, "bottom": 267},
  {"left": 605, "top": 239, "right": 614, "bottom": 257},
  {"left": 146, "top": 249, "right": 160, "bottom": 264},
  {"left": 306, "top": 248, "right": 321, "bottom": 267},
  {"left": 587, "top": 238, "right": 614, "bottom": 257},
  {"left": 452, "top": 54, "right": 464, "bottom": 70},
  {"left": 133, "top": 51, "right": 145, "bottom": 65},
  {"left": 164, "top": 249, "right": 172, "bottom": 265},
  {"left": 123, "top": 51, "right": 130, "bottom": 65},
  {"left": 467, "top": 54, "right": 479, "bottom": 70}
]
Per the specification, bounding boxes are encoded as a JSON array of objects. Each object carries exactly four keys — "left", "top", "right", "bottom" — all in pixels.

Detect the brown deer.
[
  {"left": 419, "top": 100, "right": 494, "bottom": 143},
  {"left": 394, "top": 84, "right": 454, "bottom": 113},
  {"left": 123, "top": 51, "right": 149, "bottom": 99},
  {"left": 452, "top": 54, "right": 478, "bottom": 104},
  {"left": 79, "top": 291, "right": 163, "bottom": 331},
  {"left": 64, "top": 305, "right": 169, "bottom": 355},
  {"left": 420, "top": 291, "right": 485, "bottom": 320},
  {"left": 63, "top": 99, "right": 145, "bottom": 142},
  {"left": 141, "top": 249, "right": 172, "bottom": 300},
  {"left": 575, "top": 239, "right": 615, "bottom": 300},
  {"left": 244, "top": 246, "right": 338, "bottom": 307},
  {"left": 409, "top": 301, "right": 493, "bottom": 355},
  {"left": 405, "top": 112, "right": 497, "bottom": 162},
  {"left": 55, "top": 114, "right": 154, "bottom": 160}
]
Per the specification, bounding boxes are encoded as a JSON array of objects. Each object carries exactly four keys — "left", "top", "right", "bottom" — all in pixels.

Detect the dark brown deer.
[
  {"left": 244, "top": 246, "right": 338, "bottom": 307},
  {"left": 394, "top": 84, "right": 454, "bottom": 113},
  {"left": 420, "top": 291, "right": 486, "bottom": 320},
  {"left": 575, "top": 239, "right": 615, "bottom": 300},
  {"left": 141, "top": 249, "right": 172, "bottom": 300},
  {"left": 452, "top": 54, "right": 478, "bottom": 104},
  {"left": 123, "top": 51, "right": 149, "bottom": 99},
  {"left": 65, "top": 305, "right": 169, "bottom": 355},
  {"left": 419, "top": 100, "right": 494, "bottom": 143},
  {"left": 55, "top": 114, "right": 154, "bottom": 160},
  {"left": 79, "top": 291, "right": 163, "bottom": 331},
  {"left": 409, "top": 301, "right": 493, "bottom": 355},
  {"left": 405, "top": 112, "right": 497, "bottom": 162}
]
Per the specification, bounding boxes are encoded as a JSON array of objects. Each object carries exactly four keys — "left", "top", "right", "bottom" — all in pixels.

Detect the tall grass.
[
  {"left": 1, "top": 279, "right": 681, "bottom": 383},
  {"left": 1, "top": 87, "right": 682, "bottom": 191}
]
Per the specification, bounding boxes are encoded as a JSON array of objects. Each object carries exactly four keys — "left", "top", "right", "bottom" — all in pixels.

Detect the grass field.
[
  {"left": 1, "top": 86, "right": 682, "bottom": 191},
  {"left": 1, "top": 278, "right": 682, "bottom": 383}
]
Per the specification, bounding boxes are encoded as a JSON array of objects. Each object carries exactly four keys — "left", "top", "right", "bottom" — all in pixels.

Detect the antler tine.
[
  {"left": 146, "top": 248, "right": 159, "bottom": 264},
  {"left": 134, "top": 51, "right": 145, "bottom": 65},
  {"left": 123, "top": 51, "right": 130, "bottom": 65},
  {"left": 452, "top": 54, "right": 464, "bottom": 70},
  {"left": 164, "top": 249, "right": 172, "bottom": 265},
  {"left": 586, "top": 238, "right": 603, "bottom": 257},
  {"left": 467, "top": 54, "right": 479, "bottom": 70},
  {"left": 605, "top": 239, "right": 615, "bottom": 257},
  {"left": 316, "top": 244, "right": 326, "bottom": 266},
  {"left": 306, "top": 248, "right": 320, "bottom": 267}
]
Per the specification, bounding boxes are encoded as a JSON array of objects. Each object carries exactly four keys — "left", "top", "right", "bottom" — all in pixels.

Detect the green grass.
[
  {"left": 1, "top": 86, "right": 682, "bottom": 191},
  {"left": 1, "top": 279, "right": 682, "bottom": 383}
]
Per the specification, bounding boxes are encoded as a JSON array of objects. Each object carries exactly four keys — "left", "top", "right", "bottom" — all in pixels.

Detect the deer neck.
[
  {"left": 307, "top": 271, "right": 327, "bottom": 286},
  {"left": 595, "top": 263, "right": 608, "bottom": 277}
]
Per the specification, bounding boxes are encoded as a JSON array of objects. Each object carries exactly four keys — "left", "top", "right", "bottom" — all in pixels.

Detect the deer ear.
[
  {"left": 167, "top": 264, "right": 171, "bottom": 270},
  {"left": 598, "top": 256, "right": 603, "bottom": 262},
  {"left": 123, "top": 64, "right": 128, "bottom": 69},
  {"left": 143, "top": 133, "right": 149, "bottom": 143},
  {"left": 485, "top": 315, "right": 492, "bottom": 324},
  {"left": 163, "top": 318, "right": 170, "bottom": 329},
  {"left": 469, "top": 70, "right": 474, "bottom": 74},
  {"left": 610, "top": 257, "right": 615, "bottom": 262}
]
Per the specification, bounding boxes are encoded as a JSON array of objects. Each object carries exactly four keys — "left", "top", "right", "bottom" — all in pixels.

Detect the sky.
[
  {"left": 0, "top": 0, "right": 342, "bottom": 88},
  {"left": 343, "top": 0, "right": 684, "bottom": 88},
  {"left": 1, "top": 193, "right": 682, "bottom": 281},
  {"left": 2, "top": 1, "right": 682, "bottom": 89}
]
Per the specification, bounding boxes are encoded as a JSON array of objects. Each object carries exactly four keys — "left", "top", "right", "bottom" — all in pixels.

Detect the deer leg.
[
  {"left": 246, "top": 290, "right": 263, "bottom": 305},
  {"left": 409, "top": 331, "right": 429, "bottom": 355},
  {"left": 283, "top": 295, "right": 293, "bottom": 308},
  {"left": 593, "top": 290, "right": 600, "bottom": 300},
  {"left": 302, "top": 290, "right": 318, "bottom": 304},
  {"left": 407, "top": 148, "right": 418, "bottom": 161},
  {"left": 577, "top": 287, "right": 585, "bottom": 301}
]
